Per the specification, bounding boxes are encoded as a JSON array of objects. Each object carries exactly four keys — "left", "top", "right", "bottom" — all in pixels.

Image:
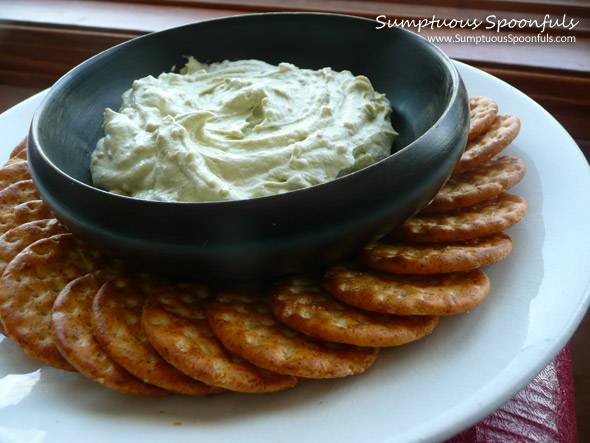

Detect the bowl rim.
[{"left": 29, "top": 11, "right": 464, "bottom": 208}]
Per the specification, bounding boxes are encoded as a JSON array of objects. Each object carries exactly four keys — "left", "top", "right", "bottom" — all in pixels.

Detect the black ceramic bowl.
[{"left": 28, "top": 12, "right": 469, "bottom": 281}]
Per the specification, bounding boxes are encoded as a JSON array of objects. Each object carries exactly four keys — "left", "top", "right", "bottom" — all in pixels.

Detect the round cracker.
[
  {"left": 0, "top": 180, "right": 40, "bottom": 213},
  {"left": 323, "top": 264, "right": 491, "bottom": 315},
  {"left": 271, "top": 277, "right": 438, "bottom": 346},
  {"left": 0, "top": 219, "right": 67, "bottom": 276},
  {"left": 468, "top": 96, "right": 498, "bottom": 141},
  {"left": 0, "top": 218, "right": 68, "bottom": 337},
  {"left": 92, "top": 276, "right": 224, "bottom": 396},
  {"left": 422, "top": 156, "right": 526, "bottom": 214},
  {"left": 0, "top": 159, "right": 31, "bottom": 189},
  {"left": 390, "top": 193, "right": 527, "bottom": 243},
  {"left": 455, "top": 114, "right": 521, "bottom": 174},
  {"left": 363, "top": 232, "right": 513, "bottom": 274},
  {"left": 141, "top": 283, "right": 299, "bottom": 393},
  {"left": 0, "top": 233, "right": 105, "bottom": 370},
  {"left": 51, "top": 271, "right": 169, "bottom": 396},
  {"left": 207, "top": 288, "right": 379, "bottom": 379},
  {"left": 0, "top": 200, "right": 54, "bottom": 236}
]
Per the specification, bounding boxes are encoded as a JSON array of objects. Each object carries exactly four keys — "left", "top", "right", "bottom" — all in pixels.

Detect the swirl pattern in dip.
[{"left": 91, "top": 58, "right": 397, "bottom": 202}]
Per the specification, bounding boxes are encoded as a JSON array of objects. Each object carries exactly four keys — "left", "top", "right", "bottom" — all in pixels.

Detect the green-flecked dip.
[{"left": 90, "top": 58, "right": 397, "bottom": 202}]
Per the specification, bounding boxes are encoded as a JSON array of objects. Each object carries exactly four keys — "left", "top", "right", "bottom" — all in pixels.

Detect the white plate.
[{"left": 0, "top": 62, "right": 589, "bottom": 443}]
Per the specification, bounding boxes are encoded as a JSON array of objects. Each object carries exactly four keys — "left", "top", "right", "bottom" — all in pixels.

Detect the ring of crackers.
[
  {"left": 0, "top": 95, "right": 528, "bottom": 397},
  {"left": 389, "top": 193, "right": 527, "bottom": 243},
  {"left": 207, "top": 288, "right": 379, "bottom": 379},
  {"left": 270, "top": 277, "right": 438, "bottom": 346},
  {"left": 323, "top": 264, "right": 491, "bottom": 316}
]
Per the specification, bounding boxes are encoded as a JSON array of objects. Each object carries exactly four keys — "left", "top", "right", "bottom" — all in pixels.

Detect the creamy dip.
[{"left": 91, "top": 58, "right": 397, "bottom": 202}]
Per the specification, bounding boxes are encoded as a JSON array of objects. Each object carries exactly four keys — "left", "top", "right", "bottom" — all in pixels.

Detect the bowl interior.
[{"left": 35, "top": 13, "right": 455, "bottom": 188}]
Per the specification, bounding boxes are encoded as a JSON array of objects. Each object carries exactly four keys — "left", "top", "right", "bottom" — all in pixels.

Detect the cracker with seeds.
[
  {"left": 0, "top": 219, "right": 67, "bottom": 275},
  {"left": 271, "top": 277, "right": 438, "bottom": 346},
  {"left": 0, "top": 180, "right": 40, "bottom": 213},
  {"left": 0, "top": 160, "right": 31, "bottom": 189},
  {"left": 0, "top": 218, "right": 68, "bottom": 336},
  {"left": 455, "top": 114, "right": 520, "bottom": 174},
  {"left": 468, "top": 96, "right": 498, "bottom": 141},
  {"left": 141, "top": 283, "right": 299, "bottom": 393},
  {"left": 390, "top": 193, "right": 527, "bottom": 243},
  {"left": 0, "top": 233, "right": 105, "bottom": 370},
  {"left": 207, "top": 288, "right": 379, "bottom": 379},
  {"left": 0, "top": 200, "right": 54, "bottom": 236},
  {"left": 363, "top": 232, "right": 513, "bottom": 274},
  {"left": 422, "top": 156, "right": 526, "bottom": 214},
  {"left": 52, "top": 271, "right": 170, "bottom": 396},
  {"left": 92, "top": 276, "right": 224, "bottom": 396},
  {"left": 323, "top": 264, "right": 490, "bottom": 315}
]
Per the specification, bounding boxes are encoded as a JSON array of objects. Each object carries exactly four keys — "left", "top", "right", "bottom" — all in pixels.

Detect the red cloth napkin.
[{"left": 446, "top": 344, "right": 577, "bottom": 442}]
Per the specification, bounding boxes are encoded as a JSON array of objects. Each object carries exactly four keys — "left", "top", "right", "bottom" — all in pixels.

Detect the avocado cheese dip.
[{"left": 91, "top": 58, "right": 397, "bottom": 202}]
